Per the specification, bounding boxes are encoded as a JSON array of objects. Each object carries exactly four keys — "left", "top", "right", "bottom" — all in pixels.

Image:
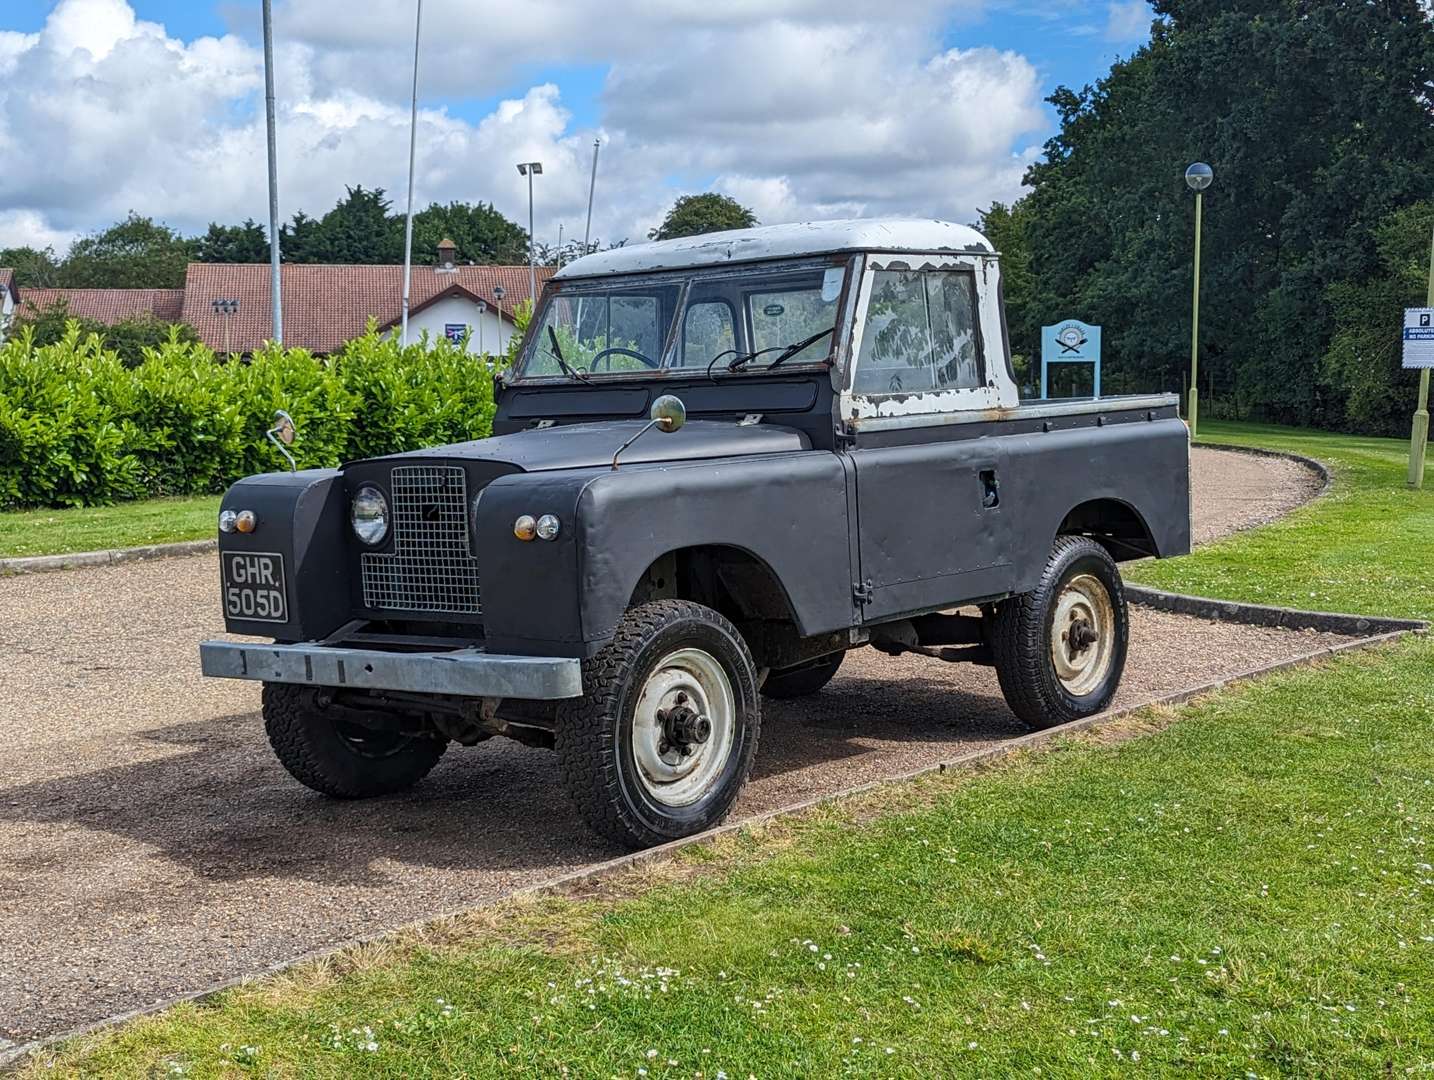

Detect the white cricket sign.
[{"left": 1402, "top": 307, "right": 1434, "bottom": 369}]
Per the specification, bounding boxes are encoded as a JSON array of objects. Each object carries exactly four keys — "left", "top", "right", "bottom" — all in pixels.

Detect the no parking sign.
[{"left": 1402, "top": 308, "right": 1434, "bottom": 369}]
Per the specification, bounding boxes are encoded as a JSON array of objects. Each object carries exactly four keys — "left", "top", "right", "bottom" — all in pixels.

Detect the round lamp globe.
[{"left": 1185, "top": 162, "right": 1214, "bottom": 192}]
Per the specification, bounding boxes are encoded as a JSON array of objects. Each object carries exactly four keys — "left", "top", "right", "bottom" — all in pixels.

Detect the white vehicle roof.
[{"left": 553, "top": 217, "right": 993, "bottom": 279}]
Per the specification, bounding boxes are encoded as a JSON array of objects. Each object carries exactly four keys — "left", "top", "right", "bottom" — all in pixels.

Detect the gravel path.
[{"left": 0, "top": 447, "right": 1337, "bottom": 1043}]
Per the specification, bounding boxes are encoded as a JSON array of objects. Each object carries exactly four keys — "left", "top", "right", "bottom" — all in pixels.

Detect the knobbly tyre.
[{"left": 201, "top": 219, "right": 1191, "bottom": 850}]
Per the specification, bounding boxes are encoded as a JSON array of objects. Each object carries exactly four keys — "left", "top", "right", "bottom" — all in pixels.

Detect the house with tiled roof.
[
  {"left": 18, "top": 287, "right": 185, "bottom": 325},
  {"left": 0, "top": 242, "right": 549, "bottom": 355}
]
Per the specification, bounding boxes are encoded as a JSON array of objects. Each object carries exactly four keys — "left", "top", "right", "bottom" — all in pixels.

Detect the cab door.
[{"left": 843, "top": 259, "right": 1015, "bottom": 621}]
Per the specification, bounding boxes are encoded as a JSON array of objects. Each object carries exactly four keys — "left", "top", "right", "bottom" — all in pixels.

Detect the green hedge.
[{"left": 0, "top": 324, "right": 507, "bottom": 509}]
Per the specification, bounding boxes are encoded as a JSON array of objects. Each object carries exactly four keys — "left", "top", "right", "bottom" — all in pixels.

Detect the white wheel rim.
[
  {"left": 630, "top": 647, "right": 736, "bottom": 808},
  {"left": 1049, "top": 573, "right": 1116, "bottom": 697}
]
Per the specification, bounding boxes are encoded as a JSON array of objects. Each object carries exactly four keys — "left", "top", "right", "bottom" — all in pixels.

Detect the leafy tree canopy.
[
  {"left": 649, "top": 193, "right": 758, "bottom": 241},
  {"left": 410, "top": 201, "right": 529, "bottom": 265},
  {"left": 57, "top": 213, "right": 196, "bottom": 288},
  {"left": 1006, "top": 0, "right": 1434, "bottom": 429},
  {"left": 0, "top": 245, "right": 61, "bottom": 287},
  {"left": 196, "top": 219, "right": 270, "bottom": 263}
]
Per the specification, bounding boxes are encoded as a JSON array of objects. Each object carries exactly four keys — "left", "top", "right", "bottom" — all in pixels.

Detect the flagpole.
[
  {"left": 400, "top": 0, "right": 423, "bottom": 346},
  {"left": 262, "top": 0, "right": 283, "bottom": 344}
]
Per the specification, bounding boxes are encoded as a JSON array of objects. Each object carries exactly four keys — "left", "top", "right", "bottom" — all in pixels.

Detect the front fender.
[{"left": 474, "top": 453, "right": 853, "bottom": 658}]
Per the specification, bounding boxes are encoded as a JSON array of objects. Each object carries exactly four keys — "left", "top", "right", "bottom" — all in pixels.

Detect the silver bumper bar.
[{"left": 199, "top": 640, "right": 583, "bottom": 700}]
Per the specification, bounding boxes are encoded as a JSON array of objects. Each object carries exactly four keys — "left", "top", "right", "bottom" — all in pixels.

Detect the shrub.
[{"left": 0, "top": 322, "right": 502, "bottom": 509}]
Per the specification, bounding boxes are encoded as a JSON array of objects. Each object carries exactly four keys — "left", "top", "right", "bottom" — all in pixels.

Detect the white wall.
[
  {"left": 394, "top": 294, "right": 516, "bottom": 356},
  {"left": 0, "top": 288, "right": 13, "bottom": 344}
]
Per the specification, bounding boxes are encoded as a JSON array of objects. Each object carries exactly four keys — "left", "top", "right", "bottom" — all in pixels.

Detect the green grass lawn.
[
  {"left": 0, "top": 496, "right": 219, "bottom": 558},
  {"left": 27, "top": 636, "right": 1434, "bottom": 1078},
  {"left": 1126, "top": 420, "right": 1434, "bottom": 620}
]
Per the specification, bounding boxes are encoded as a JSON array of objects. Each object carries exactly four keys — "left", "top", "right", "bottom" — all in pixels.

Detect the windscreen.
[{"left": 518, "top": 284, "right": 682, "bottom": 377}]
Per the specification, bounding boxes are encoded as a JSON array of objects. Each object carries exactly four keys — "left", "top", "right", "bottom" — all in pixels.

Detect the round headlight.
[
  {"left": 218, "top": 509, "right": 238, "bottom": 534},
  {"left": 536, "top": 513, "right": 561, "bottom": 541},
  {"left": 351, "top": 486, "right": 389, "bottom": 546}
]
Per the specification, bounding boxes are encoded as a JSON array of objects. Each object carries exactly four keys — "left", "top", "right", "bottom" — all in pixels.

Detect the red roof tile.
[
  {"left": 18, "top": 287, "right": 185, "bottom": 324},
  {"left": 181, "top": 263, "right": 553, "bottom": 354}
]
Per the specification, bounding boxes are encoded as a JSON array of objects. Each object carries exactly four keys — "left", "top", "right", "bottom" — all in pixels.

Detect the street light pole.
[
  {"left": 517, "top": 162, "right": 542, "bottom": 309},
  {"left": 583, "top": 138, "right": 600, "bottom": 256},
  {"left": 261, "top": 0, "right": 283, "bottom": 345},
  {"left": 1185, "top": 162, "right": 1213, "bottom": 437},
  {"left": 400, "top": 0, "right": 423, "bottom": 347},
  {"left": 1408, "top": 219, "right": 1434, "bottom": 488}
]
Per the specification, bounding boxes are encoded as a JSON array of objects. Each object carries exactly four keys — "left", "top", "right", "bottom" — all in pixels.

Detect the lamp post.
[
  {"left": 583, "top": 138, "right": 600, "bottom": 256},
  {"left": 261, "top": 0, "right": 282, "bottom": 344},
  {"left": 399, "top": 0, "right": 424, "bottom": 347},
  {"left": 1184, "top": 162, "right": 1213, "bottom": 437},
  {"left": 517, "top": 161, "right": 542, "bottom": 308},
  {"left": 212, "top": 298, "right": 239, "bottom": 355},
  {"left": 1409, "top": 219, "right": 1434, "bottom": 488},
  {"left": 493, "top": 284, "right": 506, "bottom": 351},
  {"left": 475, "top": 300, "right": 487, "bottom": 355}
]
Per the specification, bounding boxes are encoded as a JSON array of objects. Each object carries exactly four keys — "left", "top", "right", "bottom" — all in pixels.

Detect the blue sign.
[
  {"left": 1040, "top": 319, "right": 1102, "bottom": 398},
  {"left": 444, "top": 323, "right": 468, "bottom": 343}
]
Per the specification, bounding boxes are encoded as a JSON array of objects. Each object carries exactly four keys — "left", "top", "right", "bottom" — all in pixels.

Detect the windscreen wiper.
[
  {"left": 547, "top": 325, "right": 591, "bottom": 383},
  {"left": 726, "top": 325, "right": 836, "bottom": 373}
]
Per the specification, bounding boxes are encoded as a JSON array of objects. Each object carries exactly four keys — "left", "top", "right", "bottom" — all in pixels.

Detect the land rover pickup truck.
[{"left": 201, "top": 219, "right": 1190, "bottom": 850}]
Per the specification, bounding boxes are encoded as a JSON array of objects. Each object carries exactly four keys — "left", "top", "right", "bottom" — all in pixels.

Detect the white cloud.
[
  {"left": 0, "top": 0, "right": 1049, "bottom": 255},
  {"left": 1105, "top": 0, "right": 1151, "bottom": 42}
]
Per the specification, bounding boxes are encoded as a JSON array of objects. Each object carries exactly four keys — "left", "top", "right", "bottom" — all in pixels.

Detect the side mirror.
[
  {"left": 612, "top": 394, "right": 688, "bottom": 470},
  {"left": 266, "top": 410, "right": 298, "bottom": 472},
  {"left": 650, "top": 394, "right": 686, "bottom": 433},
  {"left": 273, "top": 410, "right": 296, "bottom": 445}
]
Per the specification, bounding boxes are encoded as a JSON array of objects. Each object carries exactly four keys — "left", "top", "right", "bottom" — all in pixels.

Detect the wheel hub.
[
  {"left": 631, "top": 648, "right": 737, "bottom": 808},
  {"left": 655, "top": 692, "right": 712, "bottom": 756},
  {"left": 1050, "top": 573, "right": 1116, "bottom": 697}
]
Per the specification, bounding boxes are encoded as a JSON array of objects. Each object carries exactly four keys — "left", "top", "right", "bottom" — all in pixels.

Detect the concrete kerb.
[
  {"left": 4, "top": 605, "right": 1423, "bottom": 1071},
  {"left": 0, "top": 539, "right": 217, "bottom": 577}
]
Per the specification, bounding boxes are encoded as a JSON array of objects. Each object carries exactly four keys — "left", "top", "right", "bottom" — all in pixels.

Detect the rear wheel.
[
  {"left": 761, "top": 651, "right": 845, "bottom": 699},
  {"left": 262, "top": 683, "right": 447, "bottom": 798},
  {"left": 989, "top": 536, "right": 1128, "bottom": 730},
  {"left": 555, "top": 600, "right": 761, "bottom": 850}
]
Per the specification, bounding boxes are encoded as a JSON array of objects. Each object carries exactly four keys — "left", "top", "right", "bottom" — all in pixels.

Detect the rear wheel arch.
[{"left": 1055, "top": 498, "right": 1158, "bottom": 562}]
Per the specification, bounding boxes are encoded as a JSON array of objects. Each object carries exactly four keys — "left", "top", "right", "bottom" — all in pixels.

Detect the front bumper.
[{"left": 199, "top": 640, "right": 583, "bottom": 700}]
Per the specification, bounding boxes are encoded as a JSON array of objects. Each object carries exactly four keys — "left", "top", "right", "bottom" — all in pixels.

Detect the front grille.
[{"left": 361, "top": 465, "right": 482, "bottom": 615}]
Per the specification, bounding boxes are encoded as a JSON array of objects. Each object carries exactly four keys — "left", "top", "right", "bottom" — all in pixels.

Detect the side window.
[
  {"left": 679, "top": 300, "right": 737, "bottom": 368},
  {"left": 853, "top": 268, "right": 983, "bottom": 397},
  {"left": 926, "top": 271, "right": 983, "bottom": 391}
]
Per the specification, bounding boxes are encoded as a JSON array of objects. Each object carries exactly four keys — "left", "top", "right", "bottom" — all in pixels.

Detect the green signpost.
[{"left": 1407, "top": 222, "right": 1434, "bottom": 490}]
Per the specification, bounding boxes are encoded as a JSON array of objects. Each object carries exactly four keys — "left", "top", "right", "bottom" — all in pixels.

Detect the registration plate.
[{"left": 222, "top": 551, "right": 288, "bottom": 622}]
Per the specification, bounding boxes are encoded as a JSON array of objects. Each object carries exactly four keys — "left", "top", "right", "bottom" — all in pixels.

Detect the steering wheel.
[{"left": 590, "top": 347, "right": 660, "bottom": 373}]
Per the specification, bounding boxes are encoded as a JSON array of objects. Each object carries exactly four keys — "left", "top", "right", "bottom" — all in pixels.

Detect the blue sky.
[{"left": 0, "top": 0, "right": 1153, "bottom": 250}]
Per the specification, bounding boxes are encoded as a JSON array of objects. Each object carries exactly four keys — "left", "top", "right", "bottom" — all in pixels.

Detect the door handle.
[{"left": 979, "top": 469, "right": 1000, "bottom": 509}]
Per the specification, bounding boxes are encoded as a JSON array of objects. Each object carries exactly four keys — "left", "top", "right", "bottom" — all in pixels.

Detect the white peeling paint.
[{"left": 555, "top": 218, "right": 993, "bottom": 280}]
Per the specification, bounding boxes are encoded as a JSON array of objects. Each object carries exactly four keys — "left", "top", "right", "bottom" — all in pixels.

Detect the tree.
[
  {"left": 649, "top": 193, "right": 757, "bottom": 241},
  {"left": 976, "top": 202, "right": 1037, "bottom": 383},
  {"left": 281, "top": 186, "right": 402, "bottom": 263},
  {"left": 1322, "top": 201, "right": 1434, "bottom": 435},
  {"left": 0, "top": 245, "right": 61, "bottom": 286},
  {"left": 196, "top": 219, "right": 270, "bottom": 263},
  {"left": 57, "top": 213, "right": 196, "bottom": 288},
  {"left": 409, "top": 201, "right": 528, "bottom": 265},
  {"left": 1012, "top": 0, "right": 1434, "bottom": 425}
]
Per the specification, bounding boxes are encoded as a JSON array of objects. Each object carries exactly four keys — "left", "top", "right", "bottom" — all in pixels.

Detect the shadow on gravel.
[{"left": 0, "top": 671, "right": 1020, "bottom": 887}]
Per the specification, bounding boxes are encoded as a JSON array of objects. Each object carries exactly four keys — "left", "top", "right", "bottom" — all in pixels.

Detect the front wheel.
[
  {"left": 262, "top": 683, "right": 448, "bottom": 797},
  {"left": 988, "top": 536, "right": 1128, "bottom": 730},
  {"left": 555, "top": 600, "right": 761, "bottom": 850}
]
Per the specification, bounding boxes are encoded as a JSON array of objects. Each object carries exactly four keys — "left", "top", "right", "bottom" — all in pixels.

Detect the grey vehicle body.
[{"left": 202, "top": 218, "right": 1190, "bottom": 848}]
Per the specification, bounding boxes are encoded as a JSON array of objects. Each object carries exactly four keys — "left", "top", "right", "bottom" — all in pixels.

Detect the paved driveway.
[{"left": 0, "top": 447, "right": 1331, "bottom": 1043}]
